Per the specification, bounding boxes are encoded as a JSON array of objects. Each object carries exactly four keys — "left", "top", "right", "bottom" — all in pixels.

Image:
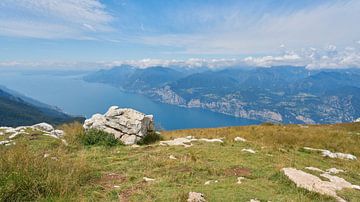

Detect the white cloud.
[
  {"left": 0, "top": 0, "right": 113, "bottom": 39},
  {"left": 135, "top": 1, "right": 360, "bottom": 55},
  {"left": 2, "top": 45, "right": 360, "bottom": 69}
]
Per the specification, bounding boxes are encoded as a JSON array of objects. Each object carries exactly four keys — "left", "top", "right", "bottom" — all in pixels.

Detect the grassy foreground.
[{"left": 1, "top": 122, "right": 360, "bottom": 201}]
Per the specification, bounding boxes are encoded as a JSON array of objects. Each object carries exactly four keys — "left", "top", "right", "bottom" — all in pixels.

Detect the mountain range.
[
  {"left": 84, "top": 65, "right": 360, "bottom": 124},
  {"left": 0, "top": 86, "right": 84, "bottom": 127}
]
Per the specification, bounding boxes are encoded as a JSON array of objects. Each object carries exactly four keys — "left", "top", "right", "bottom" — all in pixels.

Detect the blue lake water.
[{"left": 0, "top": 71, "right": 259, "bottom": 130}]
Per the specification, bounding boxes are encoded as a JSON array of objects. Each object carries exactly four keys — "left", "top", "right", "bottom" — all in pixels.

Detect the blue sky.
[{"left": 0, "top": 0, "right": 359, "bottom": 69}]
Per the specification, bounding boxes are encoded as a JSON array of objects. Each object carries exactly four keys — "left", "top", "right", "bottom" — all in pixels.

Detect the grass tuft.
[{"left": 137, "top": 131, "right": 163, "bottom": 145}]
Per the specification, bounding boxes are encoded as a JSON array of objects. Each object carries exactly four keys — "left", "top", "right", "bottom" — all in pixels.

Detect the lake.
[{"left": 0, "top": 70, "right": 259, "bottom": 130}]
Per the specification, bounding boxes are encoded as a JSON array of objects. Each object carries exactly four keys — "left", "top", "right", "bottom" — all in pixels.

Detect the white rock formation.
[
  {"left": 0, "top": 123, "right": 65, "bottom": 146},
  {"left": 187, "top": 192, "right": 206, "bottom": 202},
  {"left": 234, "top": 137, "right": 246, "bottom": 142},
  {"left": 282, "top": 167, "right": 360, "bottom": 202},
  {"left": 83, "top": 106, "right": 155, "bottom": 145},
  {"left": 32, "top": 123, "right": 54, "bottom": 132},
  {"left": 242, "top": 148, "right": 256, "bottom": 154},
  {"left": 303, "top": 147, "right": 357, "bottom": 160},
  {"left": 354, "top": 118, "right": 360, "bottom": 122}
]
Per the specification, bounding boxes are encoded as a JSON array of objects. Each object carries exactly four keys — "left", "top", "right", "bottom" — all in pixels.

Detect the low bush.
[
  {"left": 137, "top": 131, "right": 163, "bottom": 145},
  {"left": 81, "top": 129, "right": 121, "bottom": 147}
]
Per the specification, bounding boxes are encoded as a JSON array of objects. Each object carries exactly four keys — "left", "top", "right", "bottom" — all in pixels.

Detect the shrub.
[
  {"left": 81, "top": 129, "right": 121, "bottom": 147},
  {"left": 137, "top": 131, "right": 163, "bottom": 145}
]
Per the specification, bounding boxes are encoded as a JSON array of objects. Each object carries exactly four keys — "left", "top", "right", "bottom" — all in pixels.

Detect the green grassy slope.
[{"left": 0, "top": 122, "right": 359, "bottom": 201}]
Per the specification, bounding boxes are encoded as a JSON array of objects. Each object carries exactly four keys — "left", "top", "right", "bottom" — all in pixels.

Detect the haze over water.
[{"left": 0, "top": 70, "right": 258, "bottom": 130}]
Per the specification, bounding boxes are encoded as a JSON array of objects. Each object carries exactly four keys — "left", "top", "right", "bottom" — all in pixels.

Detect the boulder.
[
  {"left": 83, "top": 106, "right": 155, "bottom": 145},
  {"left": 355, "top": 118, "right": 360, "bottom": 122},
  {"left": 32, "top": 122, "right": 54, "bottom": 132}
]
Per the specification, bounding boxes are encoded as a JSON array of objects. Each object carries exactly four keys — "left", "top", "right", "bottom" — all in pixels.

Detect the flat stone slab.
[{"left": 282, "top": 167, "right": 360, "bottom": 202}]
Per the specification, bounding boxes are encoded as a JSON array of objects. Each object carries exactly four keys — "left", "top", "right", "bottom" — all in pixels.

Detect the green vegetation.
[
  {"left": 0, "top": 123, "right": 359, "bottom": 201},
  {"left": 137, "top": 131, "right": 163, "bottom": 145},
  {"left": 80, "top": 129, "right": 122, "bottom": 147}
]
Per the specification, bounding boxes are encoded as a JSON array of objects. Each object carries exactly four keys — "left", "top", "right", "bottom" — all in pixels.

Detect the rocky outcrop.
[
  {"left": 303, "top": 147, "right": 357, "bottom": 160},
  {"left": 0, "top": 122, "right": 65, "bottom": 146},
  {"left": 83, "top": 106, "right": 155, "bottom": 145},
  {"left": 282, "top": 167, "right": 360, "bottom": 202},
  {"left": 355, "top": 118, "right": 360, "bottom": 122}
]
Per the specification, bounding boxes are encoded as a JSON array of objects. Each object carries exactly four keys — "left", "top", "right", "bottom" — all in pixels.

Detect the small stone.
[
  {"left": 204, "top": 180, "right": 218, "bottom": 185},
  {"left": 113, "top": 185, "right": 120, "bottom": 188},
  {"left": 249, "top": 199, "right": 260, "bottom": 202},
  {"left": 187, "top": 192, "right": 206, "bottom": 202},
  {"left": 305, "top": 167, "right": 324, "bottom": 173},
  {"left": 242, "top": 148, "right": 256, "bottom": 154},
  {"left": 143, "top": 177, "right": 155, "bottom": 182},
  {"left": 44, "top": 153, "right": 50, "bottom": 158},
  {"left": 169, "top": 155, "right": 177, "bottom": 160},
  {"left": 237, "top": 177, "right": 245, "bottom": 184},
  {"left": 234, "top": 137, "right": 246, "bottom": 142},
  {"left": 325, "top": 168, "right": 345, "bottom": 174},
  {"left": 131, "top": 144, "right": 140, "bottom": 148}
]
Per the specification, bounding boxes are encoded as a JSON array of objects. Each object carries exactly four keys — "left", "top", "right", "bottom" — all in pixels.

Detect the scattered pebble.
[
  {"left": 113, "top": 185, "right": 120, "bottom": 188},
  {"left": 44, "top": 153, "right": 50, "bottom": 158},
  {"left": 242, "top": 148, "right": 256, "bottom": 154},
  {"left": 305, "top": 167, "right": 324, "bottom": 173},
  {"left": 326, "top": 168, "right": 345, "bottom": 174},
  {"left": 303, "top": 147, "right": 357, "bottom": 160},
  {"left": 237, "top": 177, "right": 245, "bottom": 184},
  {"left": 249, "top": 199, "right": 260, "bottom": 202},
  {"left": 169, "top": 155, "right": 177, "bottom": 160},
  {"left": 131, "top": 144, "right": 140, "bottom": 148},
  {"left": 143, "top": 177, "right": 155, "bottom": 182},
  {"left": 204, "top": 180, "right": 218, "bottom": 185},
  {"left": 234, "top": 137, "right": 246, "bottom": 142}
]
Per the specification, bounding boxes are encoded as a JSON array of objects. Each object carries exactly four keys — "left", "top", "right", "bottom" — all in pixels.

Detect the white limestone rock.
[
  {"left": 303, "top": 147, "right": 357, "bottom": 160},
  {"left": 234, "top": 137, "right": 247, "bottom": 142},
  {"left": 326, "top": 168, "right": 345, "bottom": 174},
  {"left": 143, "top": 177, "right": 155, "bottom": 182},
  {"left": 187, "top": 192, "right": 206, "bottom": 202},
  {"left": 354, "top": 118, "right": 360, "bottom": 122},
  {"left": 242, "top": 148, "right": 256, "bottom": 154},
  {"left": 83, "top": 106, "right": 155, "bottom": 145},
  {"left": 282, "top": 167, "right": 360, "bottom": 202},
  {"left": 32, "top": 123, "right": 54, "bottom": 132}
]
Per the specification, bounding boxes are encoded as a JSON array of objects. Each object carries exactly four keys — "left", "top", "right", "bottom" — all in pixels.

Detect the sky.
[{"left": 0, "top": 0, "right": 360, "bottom": 69}]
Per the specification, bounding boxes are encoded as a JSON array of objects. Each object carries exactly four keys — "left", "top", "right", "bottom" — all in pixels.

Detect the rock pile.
[
  {"left": 0, "top": 122, "right": 65, "bottom": 146},
  {"left": 83, "top": 106, "right": 155, "bottom": 145},
  {"left": 303, "top": 147, "right": 357, "bottom": 160}
]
